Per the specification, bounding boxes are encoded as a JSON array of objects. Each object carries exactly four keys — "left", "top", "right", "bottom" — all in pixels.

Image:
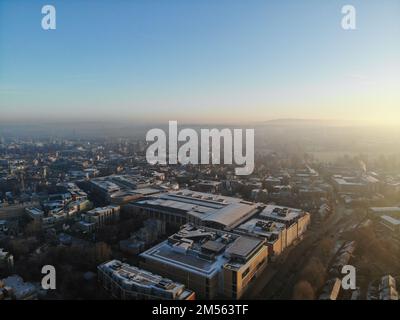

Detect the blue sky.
[{"left": 0, "top": 0, "right": 399, "bottom": 124}]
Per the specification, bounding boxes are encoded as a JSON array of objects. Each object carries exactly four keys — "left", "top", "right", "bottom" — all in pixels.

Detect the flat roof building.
[
  {"left": 257, "top": 205, "right": 311, "bottom": 253},
  {"left": 369, "top": 207, "right": 400, "bottom": 218},
  {"left": 0, "top": 275, "right": 37, "bottom": 300},
  {"left": 109, "top": 188, "right": 162, "bottom": 205},
  {"left": 380, "top": 215, "right": 400, "bottom": 235},
  {"left": 78, "top": 205, "right": 120, "bottom": 232},
  {"left": 235, "top": 219, "right": 288, "bottom": 257},
  {"left": 88, "top": 175, "right": 155, "bottom": 202},
  {"left": 125, "top": 190, "right": 262, "bottom": 230},
  {"left": 140, "top": 223, "right": 268, "bottom": 299},
  {"left": 98, "top": 260, "right": 195, "bottom": 300}
]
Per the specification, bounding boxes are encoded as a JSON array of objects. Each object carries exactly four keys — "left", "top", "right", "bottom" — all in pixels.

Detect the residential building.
[
  {"left": 78, "top": 205, "right": 120, "bottom": 232},
  {"left": 0, "top": 275, "right": 37, "bottom": 300},
  {"left": 98, "top": 260, "right": 195, "bottom": 300}
]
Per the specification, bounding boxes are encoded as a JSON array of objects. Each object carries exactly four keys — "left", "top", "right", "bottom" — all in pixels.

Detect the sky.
[{"left": 0, "top": 0, "right": 399, "bottom": 125}]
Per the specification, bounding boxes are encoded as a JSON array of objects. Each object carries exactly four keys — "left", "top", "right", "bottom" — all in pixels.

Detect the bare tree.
[{"left": 292, "top": 280, "right": 315, "bottom": 300}]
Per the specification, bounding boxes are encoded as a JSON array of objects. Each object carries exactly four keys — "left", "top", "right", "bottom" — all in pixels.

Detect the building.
[
  {"left": 88, "top": 177, "right": 121, "bottom": 199},
  {"left": 26, "top": 206, "right": 67, "bottom": 227},
  {"left": 332, "top": 174, "right": 379, "bottom": 195},
  {"left": 0, "top": 275, "right": 37, "bottom": 300},
  {"left": 192, "top": 180, "right": 222, "bottom": 193},
  {"left": 25, "top": 207, "right": 45, "bottom": 222},
  {"left": 379, "top": 275, "right": 398, "bottom": 300},
  {"left": 0, "top": 201, "right": 40, "bottom": 220},
  {"left": 119, "top": 219, "right": 166, "bottom": 255},
  {"left": 369, "top": 207, "right": 400, "bottom": 218},
  {"left": 235, "top": 219, "right": 288, "bottom": 258},
  {"left": 78, "top": 205, "right": 120, "bottom": 232},
  {"left": 109, "top": 188, "right": 162, "bottom": 205},
  {"left": 258, "top": 205, "right": 311, "bottom": 247},
  {"left": 0, "top": 248, "right": 14, "bottom": 271},
  {"left": 88, "top": 175, "right": 155, "bottom": 202},
  {"left": 125, "top": 190, "right": 263, "bottom": 231},
  {"left": 380, "top": 215, "right": 400, "bottom": 235},
  {"left": 140, "top": 224, "right": 268, "bottom": 299},
  {"left": 98, "top": 260, "right": 195, "bottom": 300},
  {"left": 0, "top": 220, "right": 8, "bottom": 233}
]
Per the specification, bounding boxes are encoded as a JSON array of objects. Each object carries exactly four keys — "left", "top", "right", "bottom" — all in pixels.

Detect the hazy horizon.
[{"left": 1, "top": 0, "right": 400, "bottom": 125}]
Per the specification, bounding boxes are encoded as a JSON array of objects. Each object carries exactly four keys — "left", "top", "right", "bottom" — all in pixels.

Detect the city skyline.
[{"left": 1, "top": 0, "right": 400, "bottom": 125}]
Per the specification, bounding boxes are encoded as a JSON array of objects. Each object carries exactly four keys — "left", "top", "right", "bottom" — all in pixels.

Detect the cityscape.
[
  {"left": 1, "top": 0, "right": 400, "bottom": 304},
  {"left": 1, "top": 123, "right": 400, "bottom": 301}
]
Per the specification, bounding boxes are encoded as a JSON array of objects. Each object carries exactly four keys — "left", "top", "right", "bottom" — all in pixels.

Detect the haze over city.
[{"left": 1, "top": 0, "right": 400, "bottom": 307}]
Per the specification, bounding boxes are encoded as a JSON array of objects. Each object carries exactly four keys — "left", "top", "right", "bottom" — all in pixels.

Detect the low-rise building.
[
  {"left": 380, "top": 215, "right": 400, "bottom": 235},
  {"left": 369, "top": 207, "right": 400, "bottom": 218},
  {"left": 78, "top": 205, "right": 120, "bottom": 232},
  {"left": 192, "top": 180, "right": 222, "bottom": 194},
  {"left": 0, "top": 220, "right": 8, "bottom": 233},
  {"left": 235, "top": 219, "right": 288, "bottom": 258},
  {"left": 109, "top": 188, "right": 162, "bottom": 205},
  {"left": 0, "top": 248, "right": 14, "bottom": 271},
  {"left": 332, "top": 174, "right": 379, "bottom": 195},
  {"left": 125, "top": 190, "right": 262, "bottom": 230},
  {"left": 25, "top": 207, "right": 45, "bottom": 222},
  {"left": 98, "top": 260, "right": 195, "bottom": 300},
  {"left": 120, "top": 219, "right": 166, "bottom": 255},
  {"left": 259, "top": 205, "right": 311, "bottom": 246},
  {"left": 379, "top": 275, "right": 398, "bottom": 300},
  {"left": 140, "top": 224, "right": 268, "bottom": 299},
  {"left": 0, "top": 275, "right": 37, "bottom": 300}
]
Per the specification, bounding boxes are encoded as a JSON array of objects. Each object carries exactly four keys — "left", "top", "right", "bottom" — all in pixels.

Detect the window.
[{"left": 241, "top": 267, "right": 250, "bottom": 279}]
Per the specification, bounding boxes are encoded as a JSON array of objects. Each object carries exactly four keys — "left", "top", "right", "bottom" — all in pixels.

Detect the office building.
[
  {"left": 125, "top": 190, "right": 262, "bottom": 230},
  {"left": 235, "top": 219, "right": 288, "bottom": 257},
  {"left": 140, "top": 224, "right": 268, "bottom": 299},
  {"left": 259, "top": 205, "right": 310, "bottom": 247}
]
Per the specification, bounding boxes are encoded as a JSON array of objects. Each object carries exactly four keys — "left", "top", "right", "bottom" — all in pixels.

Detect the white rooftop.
[{"left": 134, "top": 190, "right": 260, "bottom": 229}]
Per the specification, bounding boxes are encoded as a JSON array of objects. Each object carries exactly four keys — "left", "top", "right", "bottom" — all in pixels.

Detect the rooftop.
[
  {"left": 369, "top": 207, "right": 400, "bottom": 213},
  {"left": 235, "top": 218, "right": 286, "bottom": 243},
  {"left": 132, "top": 190, "right": 261, "bottom": 229},
  {"left": 259, "top": 205, "right": 306, "bottom": 224},
  {"left": 140, "top": 224, "right": 264, "bottom": 277},
  {"left": 87, "top": 205, "right": 120, "bottom": 216},
  {"left": 98, "top": 260, "right": 193, "bottom": 300},
  {"left": 381, "top": 215, "right": 400, "bottom": 226}
]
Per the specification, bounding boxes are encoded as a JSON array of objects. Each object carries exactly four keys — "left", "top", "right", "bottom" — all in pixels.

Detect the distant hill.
[{"left": 258, "top": 119, "right": 352, "bottom": 127}]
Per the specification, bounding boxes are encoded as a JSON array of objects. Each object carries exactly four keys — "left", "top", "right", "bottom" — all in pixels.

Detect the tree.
[
  {"left": 25, "top": 221, "right": 41, "bottom": 236},
  {"left": 94, "top": 242, "right": 112, "bottom": 264},
  {"left": 316, "top": 238, "right": 334, "bottom": 265},
  {"left": 292, "top": 281, "right": 315, "bottom": 300},
  {"left": 8, "top": 238, "right": 38, "bottom": 258},
  {"left": 300, "top": 257, "right": 326, "bottom": 291}
]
